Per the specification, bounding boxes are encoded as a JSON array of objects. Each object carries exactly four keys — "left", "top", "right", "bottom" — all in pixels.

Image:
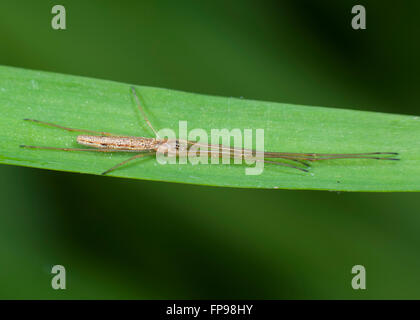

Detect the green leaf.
[{"left": 0, "top": 65, "right": 418, "bottom": 191}]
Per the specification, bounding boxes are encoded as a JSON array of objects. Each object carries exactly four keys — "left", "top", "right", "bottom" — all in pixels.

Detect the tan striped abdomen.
[{"left": 76, "top": 135, "right": 160, "bottom": 151}]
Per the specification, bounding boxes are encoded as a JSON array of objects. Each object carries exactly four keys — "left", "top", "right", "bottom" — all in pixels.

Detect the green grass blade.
[{"left": 0, "top": 65, "right": 418, "bottom": 191}]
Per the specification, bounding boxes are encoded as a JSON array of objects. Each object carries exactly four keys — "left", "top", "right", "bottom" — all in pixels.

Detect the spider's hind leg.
[{"left": 24, "top": 118, "right": 117, "bottom": 136}]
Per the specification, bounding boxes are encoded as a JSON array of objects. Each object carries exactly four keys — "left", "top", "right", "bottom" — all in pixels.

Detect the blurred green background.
[{"left": 0, "top": 0, "right": 419, "bottom": 299}]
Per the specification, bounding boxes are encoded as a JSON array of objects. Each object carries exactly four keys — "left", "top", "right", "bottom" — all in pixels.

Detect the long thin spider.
[{"left": 21, "top": 86, "right": 399, "bottom": 175}]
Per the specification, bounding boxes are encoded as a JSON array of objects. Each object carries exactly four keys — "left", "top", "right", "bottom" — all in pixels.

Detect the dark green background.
[{"left": 0, "top": 0, "right": 419, "bottom": 298}]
